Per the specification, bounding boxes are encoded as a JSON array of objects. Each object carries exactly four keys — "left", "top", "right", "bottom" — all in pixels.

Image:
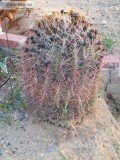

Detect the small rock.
[
  {"left": 115, "top": 7, "right": 119, "bottom": 11},
  {"left": 12, "top": 150, "right": 16, "bottom": 154},
  {"left": 20, "top": 125, "right": 26, "bottom": 131},
  {"left": 7, "top": 142, "right": 11, "bottom": 146},
  {"left": 12, "top": 110, "right": 28, "bottom": 121},
  {"left": 20, "top": 141, "right": 23, "bottom": 144},
  {"left": 19, "top": 114, "right": 25, "bottom": 121},
  {"left": 102, "top": 21, "right": 107, "bottom": 25}
]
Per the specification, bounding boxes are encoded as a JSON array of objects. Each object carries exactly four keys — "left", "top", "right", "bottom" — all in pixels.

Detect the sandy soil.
[
  {"left": 0, "top": 98, "right": 120, "bottom": 160},
  {"left": 0, "top": 0, "right": 120, "bottom": 160}
]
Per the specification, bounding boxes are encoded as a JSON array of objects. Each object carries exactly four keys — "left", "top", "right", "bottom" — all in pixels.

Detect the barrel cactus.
[{"left": 21, "top": 10, "right": 104, "bottom": 127}]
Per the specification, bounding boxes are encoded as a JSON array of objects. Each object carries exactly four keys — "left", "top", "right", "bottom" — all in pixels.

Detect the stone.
[{"left": 102, "top": 20, "right": 107, "bottom": 25}]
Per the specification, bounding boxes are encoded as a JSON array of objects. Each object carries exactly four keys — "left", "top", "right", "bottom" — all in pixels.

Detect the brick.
[
  {"left": 102, "top": 63, "right": 116, "bottom": 70},
  {"left": 0, "top": 32, "right": 27, "bottom": 49},
  {"left": 102, "top": 54, "right": 120, "bottom": 70},
  {"left": 111, "top": 70, "right": 119, "bottom": 76},
  {"left": 111, "top": 76, "right": 120, "bottom": 84},
  {"left": 102, "top": 55, "right": 120, "bottom": 63}
]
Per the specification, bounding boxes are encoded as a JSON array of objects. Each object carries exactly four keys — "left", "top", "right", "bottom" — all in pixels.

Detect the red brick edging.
[{"left": 0, "top": 32, "right": 27, "bottom": 49}]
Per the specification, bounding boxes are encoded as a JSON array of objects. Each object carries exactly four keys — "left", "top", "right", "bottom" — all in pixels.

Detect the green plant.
[
  {"left": 2, "top": 114, "right": 11, "bottom": 125},
  {"left": 13, "top": 79, "right": 25, "bottom": 108},
  {"left": 103, "top": 34, "right": 116, "bottom": 51},
  {"left": 0, "top": 97, "right": 11, "bottom": 125},
  {"left": 62, "top": 102, "right": 69, "bottom": 115},
  {"left": 0, "top": 57, "right": 8, "bottom": 74},
  {"left": 113, "top": 143, "right": 120, "bottom": 154},
  {"left": 58, "top": 150, "right": 70, "bottom": 160},
  {"left": 0, "top": 98, "right": 9, "bottom": 113},
  {"left": 21, "top": 10, "right": 104, "bottom": 124},
  {"left": 96, "top": 76, "right": 104, "bottom": 96},
  {"left": 0, "top": 79, "right": 24, "bottom": 124},
  {"left": 89, "top": 97, "right": 96, "bottom": 108}
]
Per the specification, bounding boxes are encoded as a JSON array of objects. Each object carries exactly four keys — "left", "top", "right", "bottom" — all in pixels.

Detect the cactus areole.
[{"left": 21, "top": 10, "right": 104, "bottom": 127}]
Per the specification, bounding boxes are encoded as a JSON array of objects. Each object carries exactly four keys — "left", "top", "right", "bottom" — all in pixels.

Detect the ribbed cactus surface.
[{"left": 21, "top": 10, "right": 104, "bottom": 127}]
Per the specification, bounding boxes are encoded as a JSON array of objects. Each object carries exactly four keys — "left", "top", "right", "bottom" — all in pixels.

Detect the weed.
[
  {"left": 0, "top": 79, "right": 25, "bottom": 110},
  {"left": 13, "top": 79, "right": 25, "bottom": 108},
  {"left": 58, "top": 150, "right": 70, "bottom": 160},
  {"left": 62, "top": 102, "right": 69, "bottom": 115},
  {"left": 0, "top": 79, "right": 24, "bottom": 124},
  {"left": 103, "top": 34, "right": 116, "bottom": 51},
  {"left": 62, "top": 92, "right": 70, "bottom": 116},
  {"left": 112, "top": 143, "right": 120, "bottom": 154},
  {"left": 2, "top": 114, "right": 11, "bottom": 125},
  {"left": 97, "top": 76, "right": 104, "bottom": 96},
  {"left": 0, "top": 57, "right": 8, "bottom": 74},
  {"left": 89, "top": 97, "right": 96, "bottom": 108},
  {"left": 0, "top": 98, "right": 9, "bottom": 113},
  {"left": 0, "top": 97, "right": 11, "bottom": 125},
  {"left": 54, "top": 85, "right": 61, "bottom": 108}
]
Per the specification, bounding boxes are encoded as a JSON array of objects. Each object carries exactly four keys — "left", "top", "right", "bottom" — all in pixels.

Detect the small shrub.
[
  {"left": 0, "top": 97, "right": 11, "bottom": 125},
  {"left": 0, "top": 79, "right": 24, "bottom": 111},
  {"left": 0, "top": 98, "right": 9, "bottom": 113},
  {"left": 13, "top": 79, "right": 25, "bottom": 108},
  {"left": 103, "top": 34, "right": 116, "bottom": 51},
  {"left": 20, "top": 10, "right": 104, "bottom": 126}
]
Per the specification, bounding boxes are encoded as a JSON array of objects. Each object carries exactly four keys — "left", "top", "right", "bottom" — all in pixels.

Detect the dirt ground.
[
  {"left": 0, "top": 98, "right": 120, "bottom": 160},
  {"left": 0, "top": 0, "right": 120, "bottom": 160}
]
